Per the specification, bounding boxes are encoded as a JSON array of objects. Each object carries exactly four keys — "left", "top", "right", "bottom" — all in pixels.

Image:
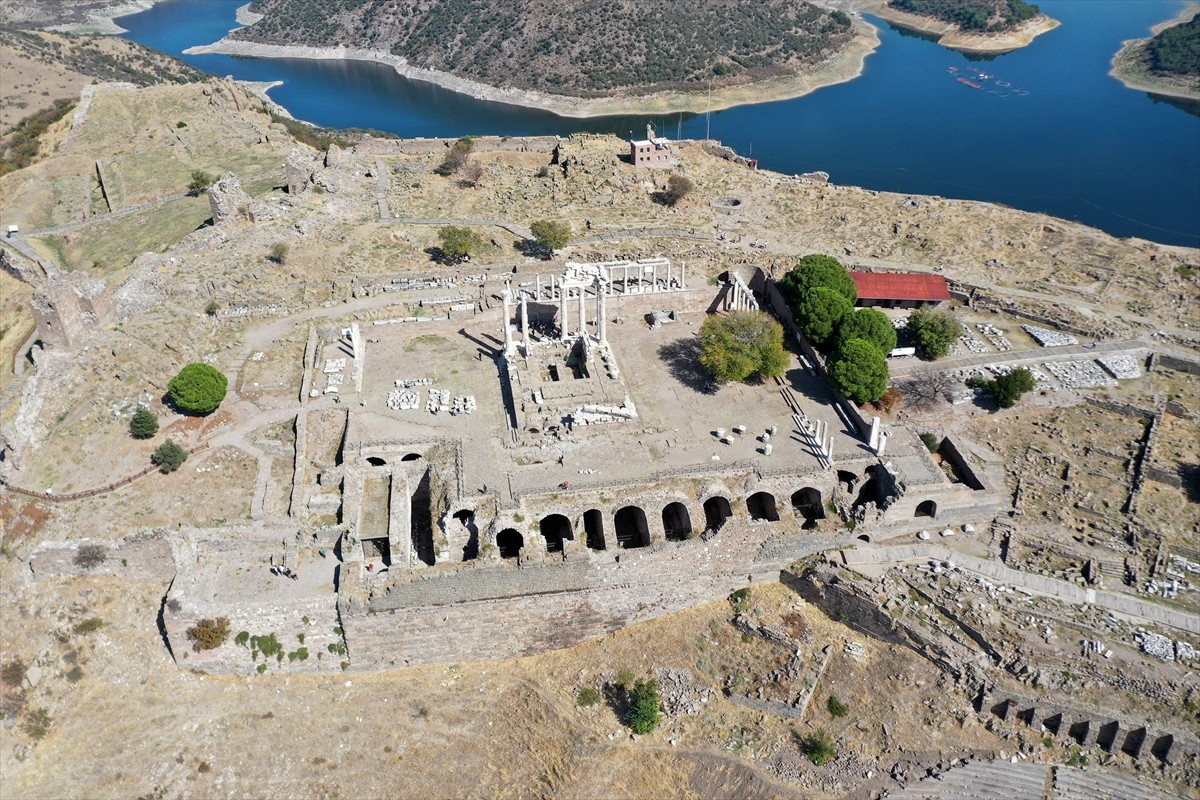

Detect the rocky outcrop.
[{"left": 207, "top": 172, "right": 253, "bottom": 226}]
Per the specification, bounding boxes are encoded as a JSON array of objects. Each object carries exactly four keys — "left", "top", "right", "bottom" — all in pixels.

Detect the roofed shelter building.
[{"left": 850, "top": 272, "right": 951, "bottom": 309}]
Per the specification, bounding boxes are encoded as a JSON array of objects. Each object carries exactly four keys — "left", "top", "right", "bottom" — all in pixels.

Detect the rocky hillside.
[
  {"left": 0, "top": 26, "right": 203, "bottom": 129},
  {"left": 886, "top": 0, "right": 1041, "bottom": 33},
  {"left": 236, "top": 0, "right": 855, "bottom": 96}
]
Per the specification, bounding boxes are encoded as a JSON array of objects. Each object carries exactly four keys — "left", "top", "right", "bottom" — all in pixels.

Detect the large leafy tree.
[
  {"left": 168, "top": 363, "right": 228, "bottom": 415},
  {"left": 837, "top": 308, "right": 897, "bottom": 355},
  {"left": 829, "top": 337, "right": 890, "bottom": 404},
  {"left": 699, "top": 311, "right": 789, "bottom": 384},
  {"left": 779, "top": 254, "right": 857, "bottom": 308},
  {"left": 529, "top": 219, "right": 570, "bottom": 252},
  {"left": 795, "top": 286, "right": 852, "bottom": 346},
  {"left": 905, "top": 307, "right": 959, "bottom": 360},
  {"left": 437, "top": 225, "right": 484, "bottom": 262}
]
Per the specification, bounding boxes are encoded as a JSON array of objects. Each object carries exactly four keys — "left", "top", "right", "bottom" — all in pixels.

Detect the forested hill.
[
  {"left": 1147, "top": 13, "right": 1200, "bottom": 77},
  {"left": 235, "top": 0, "right": 855, "bottom": 96},
  {"left": 887, "top": 0, "right": 1041, "bottom": 32}
]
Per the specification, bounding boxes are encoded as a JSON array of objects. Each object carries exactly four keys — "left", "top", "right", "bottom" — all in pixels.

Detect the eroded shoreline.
[
  {"left": 183, "top": 19, "right": 881, "bottom": 119},
  {"left": 1109, "top": 2, "right": 1200, "bottom": 102},
  {"left": 868, "top": 4, "right": 1060, "bottom": 53}
]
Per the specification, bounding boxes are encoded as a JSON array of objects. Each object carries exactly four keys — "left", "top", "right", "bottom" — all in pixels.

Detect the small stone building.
[{"left": 630, "top": 124, "right": 673, "bottom": 167}]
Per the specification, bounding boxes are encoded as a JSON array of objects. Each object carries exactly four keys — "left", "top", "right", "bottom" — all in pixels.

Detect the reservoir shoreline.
[
  {"left": 1109, "top": 2, "right": 1200, "bottom": 101},
  {"left": 184, "top": 20, "right": 881, "bottom": 119},
  {"left": 868, "top": 4, "right": 1060, "bottom": 53}
]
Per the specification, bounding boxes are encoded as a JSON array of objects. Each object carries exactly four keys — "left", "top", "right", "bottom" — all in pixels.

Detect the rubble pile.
[
  {"left": 1043, "top": 360, "right": 1117, "bottom": 389},
  {"left": 652, "top": 667, "right": 714, "bottom": 718},
  {"left": 1097, "top": 354, "right": 1142, "bottom": 379}
]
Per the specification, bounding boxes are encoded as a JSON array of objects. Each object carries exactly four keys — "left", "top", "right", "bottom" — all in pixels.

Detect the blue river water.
[{"left": 118, "top": 0, "right": 1200, "bottom": 246}]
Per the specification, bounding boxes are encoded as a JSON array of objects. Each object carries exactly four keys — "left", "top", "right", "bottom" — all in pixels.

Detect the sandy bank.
[
  {"left": 235, "top": 3, "right": 264, "bottom": 27},
  {"left": 870, "top": 4, "right": 1060, "bottom": 53},
  {"left": 48, "top": 0, "right": 162, "bottom": 35},
  {"left": 184, "top": 19, "right": 880, "bottom": 118},
  {"left": 1109, "top": 3, "right": 1200, "bottom": 101}
]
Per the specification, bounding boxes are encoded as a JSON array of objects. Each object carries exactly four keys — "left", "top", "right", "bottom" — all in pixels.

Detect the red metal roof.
[{"left": 850, "top": 272, "right": 951, "bottom": 302}]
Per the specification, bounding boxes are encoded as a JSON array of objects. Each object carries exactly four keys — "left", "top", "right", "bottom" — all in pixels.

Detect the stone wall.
[
  {"left": 339, "top": 524, "right": 853, "bottom": 671},
  {"left": 28, "top": 531, "right": 175, "bottom": 582},
  {"left": 355, "top": 135, "right": 559, "bottom": 157}
]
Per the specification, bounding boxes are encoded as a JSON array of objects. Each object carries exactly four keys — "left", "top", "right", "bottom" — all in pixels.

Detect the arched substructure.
[
  {"left": 837, "top": 470, "right": 858, "bottom": 493},
  {"left": 915, "top": 500, "right": 937, "bottom": 519},
  {"left": 539, "top": 514, "right": 574, "bottom": 553},
  {"left": 703, "top": 496, "right": 734, "bottom": 533},
  {"left": 791, "top": 488, "right": 824, "bottom": 530},
  {"left": 613, "top": 506, "right": 650, "bottom": 549},
  {"left": 854, "top": 465, "right": 886, "bottom": 509},
  {"left": 857, "top": 534, "right": 871, "bottom": 543},
  {"left": 401, "top": 453, "right": 422, "bottom": 462},
  {"left": 496, "top": 528, "right": 523, "bottom": 559},
  {"left": 454, "top": 509, "right": 478, "bottom": 561},
  {"left": 583, "top": 509, "right": 606, "bottom": 550},
  {"left": 366, "top": 456, "right": 387, "bottom": 467},
  {"left": 662, "top": 502, "right": 693, "bottom": 541},
  {"left": 746, "top": 491, "right": 780, "bottom": 523}
]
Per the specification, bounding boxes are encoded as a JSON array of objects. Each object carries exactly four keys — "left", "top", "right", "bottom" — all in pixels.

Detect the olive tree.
[
  {"left": 699, "top": 311, "right": 788, "bottom": 384},
  {"left": 905, "top": 307, "right": 959, "bottom": 360}
]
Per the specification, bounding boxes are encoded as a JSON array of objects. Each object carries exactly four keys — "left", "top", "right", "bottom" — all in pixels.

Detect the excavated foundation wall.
[{"left": 339, "top": 524, "right": 855, "bottom": 671}]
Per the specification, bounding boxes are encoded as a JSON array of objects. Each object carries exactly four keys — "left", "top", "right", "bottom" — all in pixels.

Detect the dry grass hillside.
[
  {"left": 238, "top": 0, "right": 855, "bottom": 95},
  {"left": 0, "top": 27, "right": 203, "bottom": 131}
]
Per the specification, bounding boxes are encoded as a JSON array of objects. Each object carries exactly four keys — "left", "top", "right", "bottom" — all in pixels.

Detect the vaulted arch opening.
[
  {"left": 366, "top": 456, "right": 387, "bottom": 467},
  {"left": 915, "top": 500, "right": 938, "bottom": 519},
  {"left": 613, "top": 506, "right": 650, "bottom": 549},
  {"left": 496, "top": 528, "right": 523, "bottom": 559},
  {"left": 662, "top": 502, "right": 692, "bottom": 541},
  {"left": 703, "top": 496, "right": 733, "bottom": 532},
  {"left": 583, "top": 509, "right": 606, "bottom": 550},
  {"left": 791, "top": 487, "right": 824, "bottom": 529},
  {"left": 539, "top": 514, "right": 574, "bottom": 553},
  {"left": 746, "top": 491, "right": 779, "bottom": 522}
]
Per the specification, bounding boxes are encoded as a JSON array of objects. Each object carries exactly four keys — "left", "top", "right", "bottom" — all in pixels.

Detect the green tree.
[
  {"left": 699, "top": 311, "right": 788, "bottom": 384},
  {"left": 187, "top": 170, "right": 215, "bottom": 195},
  {"left": 779, "top": 254, "right": 857, "bottom": 308},
  {"left": 837, "top": 308, "right": 897, "bottom": 355},
  {"left": 151, "top": 440, "right": 188, "bottom": 474},
  {"left": 988, "top": 367, "right": 1037, "bottom": 408},
  {"left": 826, "top": 695, "right": 849, "bottom": 718},
  {"left": 529, "top": 219, "right": 571, "bottom": 252},
  {"left": 168, "top": 363, "right": 228, "bottom": 414},
  {"left": 829, "top": 338, "right": 890, "bottom": 404},
  {"left": 905, "top": 307, "right": 959, "bottom": 360},
  {"left": 795, "top": 286, "right": 852, "bottom": 346},
  {"left": 129, "top": 407, "right": 159, "bottom": 439},
  {"left": 437, "top": 225, "right": 484, "bottom": 263},
  {"left": 804, "top": 728, "right": 837, "bottom": 765},
  {"left": 629, "top": 678, "right": 661, "bottom": 734}
]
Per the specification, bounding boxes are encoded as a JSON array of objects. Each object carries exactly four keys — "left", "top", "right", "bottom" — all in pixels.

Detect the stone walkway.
[
  {"left": 840, "top": 543, "right": 1200, "bottom": 634},
  {"left": 888, "top": 339, "right": 1146, "bottom": 379}
]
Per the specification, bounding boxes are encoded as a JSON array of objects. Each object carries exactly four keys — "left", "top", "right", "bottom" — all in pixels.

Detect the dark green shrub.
[
  {"left": 826, "top": 695, "right": 849, "bottom": 718},
  {"left": 151, "top": 440, "right": 188, "bottom": 473},
  {"left": 919, "top": 432, "right": 940, "bottom": 452},
  {"left": 629, "top": 678, "right": 661, "bottom": 734},
  {"left": 804, "top": 728, "right": 837, "bottom": 765},
  {"left": 129, "top": 407, "right": 158, "bottom": 439},
  {"left": 167, "top": 363, "right": 228, "bottom": 414},
  {"left": 73, "top": 617, "right": 104, "bottom": 634}
]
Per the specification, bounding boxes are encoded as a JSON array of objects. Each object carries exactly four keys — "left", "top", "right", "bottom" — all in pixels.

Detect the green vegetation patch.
[
  {"left": 1148, "top": 15, "right": 1200, "bottom": 77},
  {"left": 888, "top": 0, "right": 1040, "bottom": 33},
  {"left": 238, "top": 0, "right": 853, "bottom": 96}
]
